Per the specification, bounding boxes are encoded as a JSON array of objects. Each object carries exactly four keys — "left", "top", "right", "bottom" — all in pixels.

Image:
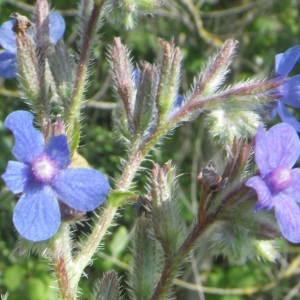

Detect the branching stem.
[{"left": 150, "top": 216, "right": 216, "bottom": 300}]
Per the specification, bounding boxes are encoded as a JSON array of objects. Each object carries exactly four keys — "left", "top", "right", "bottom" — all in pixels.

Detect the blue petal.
[
  {"left": 245, "top": 176, "right": 274, "bottom": 211},
  {"left": 265, "top": 122, "right": 300, "bottom": 168},
  {"left": 4, "top": 111, "right": 45, "bottom": 164},
  {"left": 275, "top": 45, "right": 300, "bottom": 80},
  {"left": 283, "top": 168, "right": 300, "bottom": 204},
  {"left": 13, "top": 183, "right": 61, "bottom": 241},
  {"left": 133, "top": 69, "right": 141, "bottom": 88},
  {"left": 280, "top": 76, "right": 300, "bottom": 108},
  {"left": 52, "top": 168, "right": 110, "bottom": 211},
  {"left": 49, "top": 12, "right": 65, "bottom": 44},
  {"left": 269, "top": 101, "right": 278, "bottom": 119},
  {"left": 0, "top": 20, "right": 16, "bottom": 53},
  {"left": 169, "top": 95, "right": 185, "bottom": 117},
  {"left": 45, "top": 135, "right": 71, "bottom": 169},
  {"left": 274, "top": 195, "right": 300, "bottom": 243},
  {"left": 253, "top": 126, "right": 271, "bottom": 174},
  {"left": 0, "top": 51, "right": 17, "bottom": 78},
  {"left": 275, "top": 53, "right": 283, "bottom": 75},
  {"left": 276, "top": 101, "right": 300, "bottom": 132},
  {"left": 2, "top": 161, "right": 33, "bottom": 193}
]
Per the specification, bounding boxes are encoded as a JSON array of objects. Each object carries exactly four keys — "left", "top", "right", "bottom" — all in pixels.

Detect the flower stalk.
[
  {"left": 51, "top": 224, "right": 75, "bottom": 300},
  {"left": 65, "top": 0, "right": 106, "bottom": 147}
]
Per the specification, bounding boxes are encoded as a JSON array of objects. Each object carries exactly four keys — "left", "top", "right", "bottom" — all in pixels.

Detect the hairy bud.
[{"left": 150, "top": 162, "right": 182, "bottom": 257}]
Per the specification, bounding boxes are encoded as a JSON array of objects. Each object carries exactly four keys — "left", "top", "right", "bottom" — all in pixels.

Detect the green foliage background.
[{"left": 0, "top": 0, "right": 300, "bottom": 299}]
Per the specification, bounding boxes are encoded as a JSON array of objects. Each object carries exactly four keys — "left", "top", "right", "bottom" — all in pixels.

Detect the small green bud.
[
  {"left": 150, "top": 162, "right": 182, "bottom": 256},
  {"left": 47, "top": 42, "right": 76, "bottom": 108},
  {"left": 190, "top": 39, "right": 237, "bottom": 101},
  {"left": 15, "top": 32, "right": 41, "bottom": 108},
  {"left": 156, "top": 40, "right": 181, "bottom": 123},
  {"left": 134, "top": 63, "right": 157, "bottom": 135},
  {"left": 128, "top": 216, "right": 160, "bottom": 300},
  {"left": 204, "top": 106, "right": 262, "bottom": 153},
  {"left": 253, "top": 240, "right": 280, "bottom": 262},
  {"left": 110, "top": 38, "right": 136, "bottom": 135},
  {"left": 94, "top": 271, "right": 120, "bottom": 300}
]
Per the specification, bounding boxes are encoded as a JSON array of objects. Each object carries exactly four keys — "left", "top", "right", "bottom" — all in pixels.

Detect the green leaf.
[
  {"left": 3, "top": 266, "right": 26, "bottom": 292},
  {"left": 27, "top": 278, "right": 48, "bottom": 300},
  {"left": 109, "top": 190, "right": 136, "bottom": 207},
  {"left": 109, "top": 226, "right": 129, "bottom": 257}
]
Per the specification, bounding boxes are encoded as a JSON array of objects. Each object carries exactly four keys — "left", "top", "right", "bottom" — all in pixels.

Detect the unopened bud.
[
  {"left": 150, "top": 162, "right": 182, "bottom": 255},
  {"left": 52, "top": 115, "right": 66, "bottom": 136},
  {"left": 59, "top": 201, "right": 85, "bottom": 221},
  {"left": 198, "top": 162, "right": 223, "bottom": 191},
  {"left": 132, "top": 195, "right": 152, "bottom": 217},
  {"left": 96, "top": 271, "right": 120, "bottom": 300},
  {"left": 10, "top": 13, "right": 31, "bottom": 36}
]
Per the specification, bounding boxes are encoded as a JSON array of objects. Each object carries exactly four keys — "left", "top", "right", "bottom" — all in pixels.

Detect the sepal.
[
  {"left": 189, "top": 39, "right": 237, "bottom": 101},
  {"left": 15, "top": 30, "right": 41, "bottom": 111},
  {"left": 150, "top": 162, "right": 182, "bottom": 256},
  {"left": 47, "top": 41, "right": 76, "bottom": 108},
  {"left": 92, "top": 271, "right": 121, "bottom": 300},
  {"left": 201, "top": 204, "right": 279, "bottom": 264},
  {"left": 127, "top": 215, "right": 160, "bottom": 300},
  {"left": 253, "top": 240, "right": 280, "bottom": 262},
  {"left": 134, "top": 63, "right": 157, "bottom": 135},
  {"left": 156, "top": 40, "right": 181, "bottom": 123},
  {"left": 110, "top": 38, "right": 136, "bottom": 136}
]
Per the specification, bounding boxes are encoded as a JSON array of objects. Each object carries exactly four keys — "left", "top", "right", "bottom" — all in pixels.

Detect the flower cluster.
[
  {"left": 2, "top": 111, "right": 110, "bottom": 242},
  {"left": 0, "top": 12, "right": 65, "bottom": 78},
  {"left": 246, "top": 123, "right": 300, "bottom": 243}
]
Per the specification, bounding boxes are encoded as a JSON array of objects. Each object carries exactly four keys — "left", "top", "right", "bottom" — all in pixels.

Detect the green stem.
[
  {"left": 73, "top": 145, "right": 145, "bottom": 277},
  {"left": 65, "top": 0, "right": 105, "bottom": 140}
]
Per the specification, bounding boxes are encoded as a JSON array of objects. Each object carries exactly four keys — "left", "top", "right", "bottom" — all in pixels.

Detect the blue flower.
[
  {"left": 1, "top": 111, "right": 110, "bottom": 242},
  {"left": 271, "top": 46, "right": 300, "bottom": 131},
  {"left": 0, "top": 12, "right": 65, "bottom": 78},
  {"left": 246, "top": 123, "right": 300, "bottom": 243}
]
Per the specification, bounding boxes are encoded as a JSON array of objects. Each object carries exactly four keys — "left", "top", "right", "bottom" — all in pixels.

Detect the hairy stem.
[
  {"left": 65, "top": 0, "right": 105, "bottom": 140},
  {"left": 51, "top": 224, "right": 75, "bottom": 300},
  {"left": 73, "top": 144, "right": 146, "bottom": 279},
  {"left": 150, "top": 217, "right": 215, "bottom": 300}
]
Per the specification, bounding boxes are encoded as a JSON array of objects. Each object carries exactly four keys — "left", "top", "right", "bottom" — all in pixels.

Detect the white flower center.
[
  {"left": 264, "top": 164, "right": 292, "bottom": 194},
  {"left": 31, "top": 154, "right": 58, "bottom": 183}
]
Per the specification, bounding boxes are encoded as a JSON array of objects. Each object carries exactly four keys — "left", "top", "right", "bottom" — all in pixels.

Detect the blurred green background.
[{"left": 0, "top": 0, "right": 300, "bottom": 299}]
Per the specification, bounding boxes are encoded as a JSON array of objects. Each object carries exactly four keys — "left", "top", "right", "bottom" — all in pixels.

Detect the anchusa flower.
[
  {"left": 0, "top": 11, "right": 65, "bottom": 78},
  {"left": 271, "top": 46, "right": 300, "bottom": 131},
  {"left": 2, "top": 111, "right": 110, "bottom": 242},
  {"left": 246, "top": 123, "right": 300, "bottom": 243}
]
